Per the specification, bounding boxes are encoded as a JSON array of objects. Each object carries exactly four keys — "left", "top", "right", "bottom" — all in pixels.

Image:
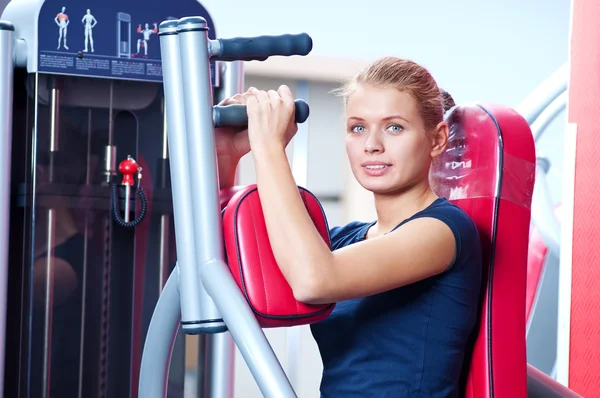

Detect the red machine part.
[
  {"left": 119, "top": 156, "right": 139, "bottom": 186},
  {"left": 566, "top": 0, "right": 600, "bottom": 394},
  {"left": 526, "top": 205, "right": 563, "bottom": 322}
]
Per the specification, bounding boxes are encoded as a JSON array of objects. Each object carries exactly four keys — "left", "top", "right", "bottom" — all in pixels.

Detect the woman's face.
[{"left": 344, "top": 83, "right": 437, "bottom": 195}]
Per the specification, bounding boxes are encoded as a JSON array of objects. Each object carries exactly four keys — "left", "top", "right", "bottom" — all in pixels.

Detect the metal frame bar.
[
  {"left": 138, "top": 18, "right": 297, "bottom": 397},
  {"left": 516, "top": 63, "right": 568, "bottom": 125},
  {"left": 532, "top": 91, "right": 568, "bottom": 143},
  {"left": 197, "top": 60, "right": 245, "bottom": 398},
  {"left": 0, "top": 21, "right": 15, "bottom": 398}
]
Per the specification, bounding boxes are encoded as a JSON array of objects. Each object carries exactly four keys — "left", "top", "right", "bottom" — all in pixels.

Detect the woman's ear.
[{"left": 430, "top": 122, "right": 449, "bottom": 158}]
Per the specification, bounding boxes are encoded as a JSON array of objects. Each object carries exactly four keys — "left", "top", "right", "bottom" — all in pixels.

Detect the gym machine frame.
[
  {"left": 517, "top": 63, "right": 567, "bottom": 259},
  {"left": 138, "top": 17, "right": 312, "bottom": 397},
  {"left": 0, "top": 21, "right": 14, "bottom": 398}
]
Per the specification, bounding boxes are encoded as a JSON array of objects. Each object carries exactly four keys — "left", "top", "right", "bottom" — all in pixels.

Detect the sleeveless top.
[{"left": 310, "top": 197, "right": 482, "bottom": 397}]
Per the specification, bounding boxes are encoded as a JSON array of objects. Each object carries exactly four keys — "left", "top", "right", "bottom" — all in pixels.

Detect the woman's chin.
[{"left": 357, "top": 177, "right": 398, "bottom": 195}]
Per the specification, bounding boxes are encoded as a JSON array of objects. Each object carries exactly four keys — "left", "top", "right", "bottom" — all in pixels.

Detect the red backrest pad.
[
  {"left": 526, "top": 228, "right": 549, "bottom": 323},
  {"left": 430, "top": 104, "right": 536, "bottom": 398},
  {"left": 222, "top": 185, "right": 335, "bottom": 328},
  {"left": 526, "top": 205, "right": 563, "bottom": 323}
]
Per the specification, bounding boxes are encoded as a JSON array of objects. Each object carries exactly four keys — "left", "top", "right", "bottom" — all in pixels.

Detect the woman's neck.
[{"left": 369, "top": 180, "right": 438, "bottom": 238}]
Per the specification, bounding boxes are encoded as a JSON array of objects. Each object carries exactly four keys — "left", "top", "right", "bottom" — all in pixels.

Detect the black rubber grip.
[
  {"left": 213, "top": 99, "right": 310, "bottom": 128},
  {"left": 215, "top": 33, "right": 312, "bottom": 62}
]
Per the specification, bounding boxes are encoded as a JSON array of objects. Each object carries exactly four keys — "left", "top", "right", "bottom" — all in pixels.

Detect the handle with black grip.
[
  {"left": 213, "top": 99, "right": 310, "bottom": 128},
  {"left": 214, "top": 33, "right": 313, "bottom": 62}
]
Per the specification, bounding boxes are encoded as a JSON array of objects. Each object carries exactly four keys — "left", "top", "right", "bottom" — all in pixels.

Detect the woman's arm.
[
  {"left": 215, "top": 88, "right": 301, "bottom": 190},
  {"left": 252, "top": 143, "right": 456, "bottom": 304},
  {"left": 217, "top": 154, "right": 240, "bottom": 190},
  {"left": 247, "top": 86, "right": 457, "bottom": 304}
]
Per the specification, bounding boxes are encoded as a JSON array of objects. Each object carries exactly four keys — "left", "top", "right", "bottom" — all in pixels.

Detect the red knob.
[{"left": 119, "top": 156, "right": 138, "bottom": 186}]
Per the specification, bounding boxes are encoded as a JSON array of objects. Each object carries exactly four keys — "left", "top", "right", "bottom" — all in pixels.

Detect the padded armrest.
[{"left": 527, "top": 364, "right": 582, "bottom": 398}]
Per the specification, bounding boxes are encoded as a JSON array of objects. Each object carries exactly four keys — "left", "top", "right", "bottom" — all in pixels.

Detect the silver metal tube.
[
  {"left": 216, "top": 61, "right": 244, "bottom": 100},
  {"left": 516, "top": 63, "right": 568, "bottom": 125},
  {"left": 203, "top": 333, "right": 235, "bottom": 398},
  {"left": 48, "top": 83, "right": 59, "bottom": 180},
  {"left": 176, "top": 17, "right": 224, "bottom": 332},
  {"left": 78, "top": 108, "right": 93, "bottom": 398},
  {"left": 158, "top": 215, "right": 169, "bottom": 291},
  {"left": 43, "top": 76, "right": 61, "bottom": 398},
  {"left": 221, "top": 61, "right": 244, "bottom": 186},
  {"left": 199, "top": 61, "right": 245, "bottom": 398},
  {"left": 85, "top": 109, "right": 92, "bottom": 185},
  {"left": 162, "top": 97, "right": 169, "bottom": 160},
  {"left": 157, "top": 20, "right": 204, "bottom": 329},
  {"left": 532, "top": 91, "right": 568, "bottom": 143},
  {"left": 42, "top": 210, "right": 56, "bottom": 398},
  {"left": 201, "top": 259, "right": 297, "bottom": 397},
  {"left": 49, "top": 89, "right": 59, "bottom": 150},
  {"left": 104, "top": 82, "right": 116, "bottom": 183},
  {"left": 159, "top": 98, "right": 170, "bottom": 291},
  {"left": 532, "top": 158, "right": 561, "bottom": 258},
  {"left": 138, "top": 267, "right": 181, "bottom": 398},
  {"left": 0, "top": 22, "right": 15, "bottom": 398},
  {"left": 124, "top": 184, "right": 131, "bottom": 223},
  {"left": 527, "top": 88, "right": 566, "bottom": 260},
  {"left": 179, "top": 16, "right": 295, "bottom": 396},
  {"left": 103, "top": 145, "right": 116, "bottom": 183},
  {"left": 108, "top": 82, "right": 114, "bottom": 146},
  {"left": 149, "top": 17, "right": 296, "bottom": 398}
]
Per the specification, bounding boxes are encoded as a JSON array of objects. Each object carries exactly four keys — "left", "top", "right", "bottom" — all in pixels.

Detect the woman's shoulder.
[
  {"left": 329, "top": 221, "right": 375, "bottom": 250},
  {"left": 418, "top": 198, "right": 482, "bottom": 271},
  {"left": 418, "top": 198, "right": 479, "bottom": 238}
]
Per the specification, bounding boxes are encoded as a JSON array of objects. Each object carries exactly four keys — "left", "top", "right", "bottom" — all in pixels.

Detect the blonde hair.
[{"left": 334, "top": 57, "right": 453, "bottom": 132}]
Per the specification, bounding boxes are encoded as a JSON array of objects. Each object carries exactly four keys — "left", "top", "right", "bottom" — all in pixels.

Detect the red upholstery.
[
  {"left": 526, "top": 229, "right": 548, "bottom": 323},
  {"left": 220, "top": 186, "right": 246, "bottom": 210},
  {"left": 526, "top": 205, "right": 563, "bottom": 322},
  {"left": 222, "top": 184, "right": 335, "bottom": 328},
  {"left": 430, "top": 104, "right": 536, "bottom": 398}
]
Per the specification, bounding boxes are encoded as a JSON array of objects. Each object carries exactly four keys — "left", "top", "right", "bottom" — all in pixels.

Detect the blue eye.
[
  {"left": 350, "top": 125, "right": 366, "bottom": 134},
  {"left": 387, "top": 124, "right": 403, "bottom": 133}
]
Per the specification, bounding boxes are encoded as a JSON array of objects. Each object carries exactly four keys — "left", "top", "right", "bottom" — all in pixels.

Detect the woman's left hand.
[{"left": 246, "top": 85, "right": 298, "bottom": 153}]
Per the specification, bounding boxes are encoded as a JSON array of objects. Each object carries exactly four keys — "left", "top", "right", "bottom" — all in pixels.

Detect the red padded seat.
[{"left": 430, "top": 104, "right": 536, "bottom": 398}]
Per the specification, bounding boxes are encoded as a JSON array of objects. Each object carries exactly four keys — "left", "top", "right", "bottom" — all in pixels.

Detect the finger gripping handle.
[
  {"left": 215, "top": 33, "right": 312, "bottom": 62},
  {"left": 213, "top": 99, "right": 310, "bottom": 128}
]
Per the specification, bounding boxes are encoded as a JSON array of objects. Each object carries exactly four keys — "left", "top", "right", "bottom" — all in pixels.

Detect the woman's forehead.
[{"left": 346, "top": 85, "right": 419, "bottom": 121}]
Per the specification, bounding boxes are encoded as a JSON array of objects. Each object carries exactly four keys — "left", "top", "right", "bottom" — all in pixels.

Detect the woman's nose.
[{"left": 364, "top": 132, "right": 384, "bottom": 154}]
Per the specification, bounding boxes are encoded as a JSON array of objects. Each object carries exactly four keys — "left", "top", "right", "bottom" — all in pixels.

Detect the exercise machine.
[
  {"left": 139, "top": 16, "right": 314, "bottom": 398},
  {"left": 0, "top": 1, "right": 587, "bottom": 397},
  {"left": 0, "top": 0, "right": 249, "bottom": 397},
  {"left": 138, "top": 14, "right": 582, "bottom": 395}
]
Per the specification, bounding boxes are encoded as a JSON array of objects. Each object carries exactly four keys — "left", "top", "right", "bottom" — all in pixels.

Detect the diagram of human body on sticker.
[
  {"left": 37, "top": 0, "right": 217, "bottom": 83},
  {"left": 55, "top": 6, "right": 69, "bottom": 50},
  {"left": 81, "top": 9, "right": 97, "bottom": 53},
  {"left": 133, "top": 22, "right": 158, "bottom": 58}
]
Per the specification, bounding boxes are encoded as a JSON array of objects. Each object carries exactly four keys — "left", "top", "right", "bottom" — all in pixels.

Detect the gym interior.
[{"left": 0, "top": 0, "right": 595, "bottom": 397}]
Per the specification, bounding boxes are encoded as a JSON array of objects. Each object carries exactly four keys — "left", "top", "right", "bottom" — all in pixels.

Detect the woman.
[{"left": 216, "top": 57, "right": 482, "bottom": 397}]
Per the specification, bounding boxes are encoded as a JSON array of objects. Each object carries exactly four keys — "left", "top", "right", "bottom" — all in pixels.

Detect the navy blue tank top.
[{"left": 310, "top": 197, "right": 482, "bottom": 397}]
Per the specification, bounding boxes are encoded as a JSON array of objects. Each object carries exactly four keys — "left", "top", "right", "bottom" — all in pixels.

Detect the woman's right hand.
[
  {"left": 215, "top": 87, "right": 300, "bottom": 160},
  {"left": 215, "top": 92, "right": 253, "bottom": 161}
]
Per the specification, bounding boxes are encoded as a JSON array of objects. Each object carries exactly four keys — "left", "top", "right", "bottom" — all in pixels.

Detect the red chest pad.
[{"left": 222, "top": 184, "right": 335, "bottom": 328}]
